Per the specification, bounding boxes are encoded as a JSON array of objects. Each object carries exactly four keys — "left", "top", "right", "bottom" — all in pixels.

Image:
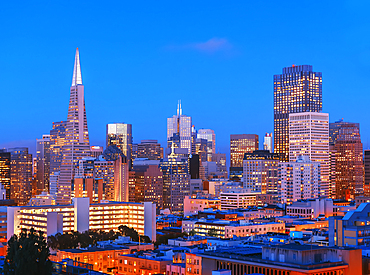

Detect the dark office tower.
[
  {"left": 57, "top": 48, "right": 91, "bottom": 204},
  {"left": 50, "top": 121, "right": 67, "bottom": 175},
  {"left": 365, "top": 150, "right": 370, "bottom": 196},
  {"left": 106, "top": 123, "right": 132, "bottom": 167},
  {"left": 230, "top": 134, "right": 258, "bottom": 180},
  {"left": 329, "top": 120, "right": 364, "bottom": 199},
  {"left": 9, "top": 148, "right": 32, "bottom": 206},
  {"left": 137, "top": 140, "right": 163, "bottom": 160},
  {"left": 274, "top": 65, "right": 322, "bottom": 162},
  {"left": 189, "top": 154, "right": 200, "bottom": 179},
  {"left": 0, "top": 149, "right": 11, "bottom": 199},
  {"left": 160, "top": 152, "right": 190, "bottom": 213},
  {"left": 36, "top": 135, "right": 51, "bottom": 194}
]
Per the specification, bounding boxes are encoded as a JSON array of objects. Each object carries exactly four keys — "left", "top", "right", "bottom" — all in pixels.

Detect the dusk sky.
[{"left": 1, "top": 1, "right": 370, "bottom": 156}]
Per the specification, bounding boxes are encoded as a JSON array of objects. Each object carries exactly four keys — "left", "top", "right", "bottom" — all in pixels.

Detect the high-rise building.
[
  {"left": 167, "top": 101, "right": 192, "bottom": 154},
  {"left": 194, "top": 138, "right": 208, "bottom": 163},
  {"left": 106, "top": 123, "right": 132, "bottom": 166},
  {"left": 9, "top": 147, "right": 32, "bottom": 205},
  {"left": 365, "top": 150, "right": 370, "bottom": 196},
  {"left": 274, "top": 65, "right": 322, "bottom": 162},
  {"left": 263, "top": 133, "right": 272, "bottom": 153},
  {"left": 132, "top": 160, "right": 163, "bottom": 210},
  {"left": 197, "top": 129, "right": 216, "bottom": 161},
  {"left": 230, "top": 134, "right": 258, "bottom": 180},
  {"left": 50, "top": 121, "right": 67, "bottom": 175},
  {"left": 279, "top": 156, "right": 321, "bottom": 203},
  {"left": 160, "top": 149, "right": 190, "bottom": 213},
  {"left": 36, "top": 135, "right": 51, "bottom": 194},
  {"left": 136, "top": 140, "right": 163, "bottom": 160},
  {"left": 0, "top": 149, "right": 11, "bottom": 199},
  {"left": 243, "top": 150, "right": 280, "bottom": 201},
  {"left": 329, "top": 120, "right": 364, "bottom": 199},
  {"left": 289, "top": 112, "right": 329, "bottom": 197},
  {"left": 90, "top": 146, "right": 104, "bottom": 158},
  {"left": 212, "top": 153, "right": 227, "bottom": 177},
  {"left": 57, "top": 48, "right": 91, "bottom": 204}
]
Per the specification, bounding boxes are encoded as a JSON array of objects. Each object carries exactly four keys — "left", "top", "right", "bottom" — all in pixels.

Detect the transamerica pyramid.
[{"left": 56, "top": 48, "right": 91, "bottom": 204}]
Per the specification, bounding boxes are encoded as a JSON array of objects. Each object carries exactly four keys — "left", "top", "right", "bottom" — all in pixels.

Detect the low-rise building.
[
  {"left": 184, "top": 196, "right": 221, "bottom": 216},
  {"left": 220, "top": 192, "right": 258, "bottom": 210}
]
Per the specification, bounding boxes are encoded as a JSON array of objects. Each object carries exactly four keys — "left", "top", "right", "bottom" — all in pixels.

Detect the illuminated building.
[
  {"left": 365, "top": 150, "right": 370, "bottom": 196},
  {"left": 90, "top": 146, "right": 103, "bottom": 158},
  {"left": 28, "top": 191, "right": 56, "bottom": 206},
  {"left": 183, "top": 196, "right": 221, "bottom": 216},
  {"left": 220, "top": 192, "right": 257, "bottom": 210},
  {"left": 136, "top": 140, "right": 163, "bottom": 160},
  {"left": 329, "top": 120, "right": 364, "bottom": 199},
  {"left": 197, "top": 129, "right": 216, "bottom": 161},
  {"left": 9, "top": 147, "right": 32, "bottom": 206},
  {"left": 106, "top": 123, "right": 132, "bottom": 167},
  {"left": 36, "top": 134, "right": 51, "bottom": 194},
  {"left": 0, "top": 150, "right": 11, "bottom": 199},
  {"left": 160, "top": 148, "right": 190, "bottom": 213},
  {"left": 289, "top": 112, "right": 329, "bottom": 197},
  {"left": 49, "top": 120, "right": 66, "bottom": 175},
  {"left": 243, "top": 150, "right": 279, "bottom": 202},
  {"left": 194, "top": 138, "right": 208, "bottom": 163},
  {"left": 7, "top": 198, "right": 156, "bottom": 242},
  {"left": 230, "top": 134, "right": 258, "bottom": 179},
  {"left": 57, "top": 49, "right": 91, "bottom": 204},
  {"left": 263, "top": 133, "right": 272, "bottom": 153},
  {"left": 167, "top": 101, "right": 192, "bottom": 154},
  {"left": 72, "top": 177, "right": 103, "bottom": 203},
  {"left": 132, "top": 161, "right": 163, "bottom": 210},
  {"left": 274, "top": 65, "right": 322, "bottom": 162},
  {"left": 211, "top": 153, "right": 227, "bottom": 176},
  {"left": 279, "top": 155, "right": 321, "bottom": 203}
]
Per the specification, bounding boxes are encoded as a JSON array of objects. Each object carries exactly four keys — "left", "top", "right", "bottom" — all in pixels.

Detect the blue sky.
[{"left": 1, "top": 1, "right": 370, "bottom": 156}]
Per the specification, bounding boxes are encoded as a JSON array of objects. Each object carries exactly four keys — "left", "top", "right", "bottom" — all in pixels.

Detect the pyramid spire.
[{"left": 71, "top": 48, "right": 82, "bottom": 86}]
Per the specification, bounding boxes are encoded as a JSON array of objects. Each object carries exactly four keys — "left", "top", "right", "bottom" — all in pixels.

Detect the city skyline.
[{"left": 1, "top": 2, "right": 370, "bottom": 157}]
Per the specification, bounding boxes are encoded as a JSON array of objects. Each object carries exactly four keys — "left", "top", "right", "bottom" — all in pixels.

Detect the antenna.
[{"left": 179, "top": 100, "right": 182, "bottom": 115}]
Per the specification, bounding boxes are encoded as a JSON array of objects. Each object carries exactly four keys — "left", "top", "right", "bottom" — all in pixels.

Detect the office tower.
[
  {"left": 279, "top": 156, "right": 321, "bottom": 203},
  {"left": 93, "top": 158, "right": 115, "bottom": 201},
  {"left": 50, "top": 121, "right": 67, "bottom": 175},
  {"left": 90, "top": 146, "right": 103, "bottom": 158},
  {"left": 160, "top": 149, "right": 190, "bottom": 213},
  {"left": 132, "top": 143, "right": 138, "bottom": 159},
  {"left": 243, "top": 150, "right": 280, "bottom": 200},
  {"left": 0, "top": 150, "right": 11, "bottom": 199},
  {"left": 136, "top": 140, "right": 163, "bottom": 160},
  {"left": 263, "top": 133, "right": 272, "bottom": 153},
  {"left": 167, "top": 101, "right": 192, "bottom": 154},
  {"left": 212, "top": 153, "right": 227, "bottom": 176},
  {"left": 329, "top": 120, "right": 364, "bottom": 199},
  {"left": 72, "top": 177, "right": 103, "bottom": 203},
  {"left": 189, "top": 154, "right": 200, "bottom": 179},
  {"left": 57, "top": 48, "right": 91, "bottom": 204},
  {"left": 132, "top": 161, "right": 163, "bottom": 210},
  {"left": 197, "top": 129, "right": 216, "bottom": 161},
  {"left": 230, "top": 134, "right": 258, "bottom": 179},
  {"left": 106, "top": 123, "right": 132, "bottom": 166},
  {"left": 274, "top": 65, "right": 322, "bottom": 162},
  {"left": 289, "top": 112, "right": 329, "bottom": 197},
  {"left": 36, "top": 135, "right": 51, "bottom": 194},
  {"left": 194, "top": 138, "right": 208, "bottom": 163},
  {"left": 9, "top": 147, "right": 32, "bottom": 205},
  {"left": 365, "top": 150, "right": 370, "bottom": 196}
]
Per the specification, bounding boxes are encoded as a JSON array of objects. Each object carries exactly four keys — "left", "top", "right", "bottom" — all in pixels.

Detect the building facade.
[
  {"left": 106, "top": 123, "right": 133, "bottom": 166},
  {"left": 365, "top": 150, "right": 370, "bottom": 196},
  {"left": 289, "top": 112, "right": 329, "bottom": 197},
  {"left": 197, "top": 129, "right": 216, "bottom": 161},
  {"left": 263, "top": 133, "right": 272, "bottom": 153},
  {"left": 274, "top": 65, "right": 322, "bottom": 162},
  {"left": 0, "top": 150, "right": 11, "bottom": 199},
  {"left": 36, "top": 134, "right": 51, "bottom": 194},
  {"left": 136, "top": 140, "right": 163, "bottom": 160}
]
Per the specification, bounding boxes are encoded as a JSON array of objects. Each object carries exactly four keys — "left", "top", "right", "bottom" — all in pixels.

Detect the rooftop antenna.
[
  {"left": 177, "top": 100, "right": 180, "bottom": 116},
  {"left": 179, "top": 100, "right": 182, "bottom": 115}
]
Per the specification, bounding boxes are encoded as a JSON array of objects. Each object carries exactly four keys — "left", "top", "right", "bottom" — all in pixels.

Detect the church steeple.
[{"left": 71, "top": 48, "right": 82, "bottom": 86}]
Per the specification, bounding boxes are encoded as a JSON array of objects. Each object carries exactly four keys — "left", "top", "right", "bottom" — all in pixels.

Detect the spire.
[
  {"left": 176, "top": 100, "right": 182, "bottom": 116},
  {"left": 72, "top": 48, "right": 82, "bottom": 86}
]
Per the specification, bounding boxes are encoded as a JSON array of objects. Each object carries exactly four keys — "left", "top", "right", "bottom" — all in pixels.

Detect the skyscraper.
[
  {"left": 365, "top": 150, "right": 370, "bottom": 196},
  {"left": 167, "top": 101, "right": 192, "bottom": 154},
  {"left": 274, "top": 65, "right": 322, "bottom": 162},
  {"left": 230, "top": 134, "right": 258, "bottom": 179},
  {"left": 36, "top": 134, "right": 51, "bottom": 194},
  {"left": 57, "top": 48, "right": 91, "bottom": 204},
  {"left": 197, "top": 129, "right": 216, "bottom": 161},
  {"left": 289, "top": 112, "right": 329, "bottom": 197},
  {"left": 263, "top": 133, "right": 272, "bottom": 153},
  {"left": 0, "top": 149, "right": 11, "bottom": 199},
  {"left": 50, "top": 121, "right": 66, "bottom": 175},
  {"left": 106, "top": 123, "right": 132, "bottom": 166},
  {"left": 329, "top": 120, "right": 364, "bottom": 199},
  {"left": 136, "top": 140, "right": 163, "bottom": 160},
  {"left": 9, "top": 147, "right": 32, "bottom": 205}
]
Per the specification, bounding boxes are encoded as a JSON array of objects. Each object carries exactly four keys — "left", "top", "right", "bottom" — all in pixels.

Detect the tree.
[
  {"left": 188, "top": 229, "right": 196, "bottom": 236},
  {"left": 4, "top": 228, "right": 52, "bottom": 275},
  {"left": 208, "top": 228, "right": 217, "bottom": 237}
]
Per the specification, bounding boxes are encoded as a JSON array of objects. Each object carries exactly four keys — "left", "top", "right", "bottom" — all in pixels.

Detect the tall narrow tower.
[{"left": 56, "top": 48, "right": 91, "bottom": 204}]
